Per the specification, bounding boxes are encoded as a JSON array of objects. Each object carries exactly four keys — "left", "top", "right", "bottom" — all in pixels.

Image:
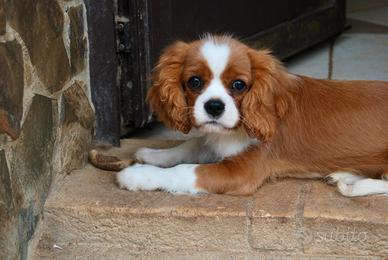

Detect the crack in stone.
[
  {"left": 245, "top": 195, "right": 255, "bottom": 252},
  {"left": 295, "top": 182, "right": 312, "bottom": 253}
]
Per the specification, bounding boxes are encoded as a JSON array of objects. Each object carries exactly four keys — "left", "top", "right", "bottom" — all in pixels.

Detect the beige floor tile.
[
  {"left": 285, "top": 43, "right": 330, "bottom": 79},
  {"left": 332, "top": 33, "right": 388, "bottom": 80}
]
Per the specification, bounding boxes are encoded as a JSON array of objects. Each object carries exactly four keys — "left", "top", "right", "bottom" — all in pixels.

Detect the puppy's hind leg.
[
  {"left": 325, "top": 172, "right": 364, "bottom": 186},
  {"left": 337, "top": 178, "right": 388, "bottom": 197},
  {"left": 331, "top": 170, "right": 388, "bottom": 197}
]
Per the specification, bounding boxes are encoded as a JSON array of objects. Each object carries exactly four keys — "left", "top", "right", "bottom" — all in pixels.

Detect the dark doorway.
[{"left": 87, "top": 0, "right": 346, "bottom": 146}]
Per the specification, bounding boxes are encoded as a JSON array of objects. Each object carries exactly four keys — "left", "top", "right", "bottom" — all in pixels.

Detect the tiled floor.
[
  {"left": 131, "top": 0, "right": 388, "bottom": 140},
  {"left": 288, "top": 0, "right": 388, "bottom": 80}
]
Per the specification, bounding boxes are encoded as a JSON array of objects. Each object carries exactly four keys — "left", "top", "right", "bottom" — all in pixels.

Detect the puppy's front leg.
[
  {"left": 117, "top": 149, "right": 266, "bottom": 195},
  {"left": 117, "top": 163, "right": 203, "bottom": 194},
  {"left": 135, "top": 137, "right": 216, "bottom": 167}
]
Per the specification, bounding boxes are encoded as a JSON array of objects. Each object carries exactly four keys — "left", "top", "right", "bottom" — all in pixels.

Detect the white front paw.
[
  {"left": 117, "top": 163, "right": 159, "bottom": 191},
  {"left": 116, "top": 163, "right": 201, "bottom": 194}
]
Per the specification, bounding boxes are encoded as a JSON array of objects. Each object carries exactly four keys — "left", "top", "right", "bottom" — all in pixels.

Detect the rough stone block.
[
  {"left": 0, "top": 40, "right": 24, "bottom": 140},
  {"left": 0, "top": 0, "right": 5, "bottom": 35},
  {"left": 7, "top": 94, "right": 55, "bottom": 259},
  {"left": 53, "top": 81, "right": 94, "bottom": 176},
  {"left": 2, "top": 98, "right": 57, "bottom": 259},
  {"left": 0, "top": 150, "right": 13, "bottom": 217},
  {"left": 6, "top": 0, "right": 71, "bottom": 93},
  {"left": 68, "top": 5, "right": 86, "bottom": 75},
  {"left": 0, "top": 149, "right": 20, "bottom": 260},
  {"left": 11, "top": 95, "right": 55, "bottom": 200},
  {"left": 62, "top": 81, "right": 94, "bottom": 129}
]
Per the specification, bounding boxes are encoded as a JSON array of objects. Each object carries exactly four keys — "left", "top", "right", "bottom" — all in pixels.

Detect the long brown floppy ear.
[
  {"left": 241, "top": 49, "right": 293, "bottom": 141},
  {"left": 146, "top": 41, "right": 191, "bottom": 133}
]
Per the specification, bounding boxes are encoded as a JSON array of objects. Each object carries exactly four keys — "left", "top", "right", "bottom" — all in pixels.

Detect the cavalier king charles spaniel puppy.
[{"left": 117, "top": 35, "right": 388, "bottom": 197}]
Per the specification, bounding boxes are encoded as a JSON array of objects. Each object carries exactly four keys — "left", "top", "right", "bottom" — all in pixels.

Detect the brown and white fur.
[{"left": 117, "top": 35, "right": 388, "bottom": 197}]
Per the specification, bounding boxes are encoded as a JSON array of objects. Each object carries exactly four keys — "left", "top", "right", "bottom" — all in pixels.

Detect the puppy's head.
[{"left": 147, "top": 35, "right": 293, "bottom": 141}]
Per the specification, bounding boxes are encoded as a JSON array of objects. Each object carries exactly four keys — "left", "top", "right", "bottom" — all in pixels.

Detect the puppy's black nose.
[{"left": 204, "top": 99, "right": 225, "bottom": 118}]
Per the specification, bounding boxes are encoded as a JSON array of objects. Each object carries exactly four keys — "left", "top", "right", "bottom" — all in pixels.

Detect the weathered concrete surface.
[
  {"left": 303, "top": 182, "right": 388, "bottom": 256},
  {"left": 31, "top": 139, "right": 388, "bottom": 259},
  {"left": 33, "top": 247, "right": 379, "bottom": 260},
  {"left": 249, "top": 180, "right": 308, "bottom": 252}
]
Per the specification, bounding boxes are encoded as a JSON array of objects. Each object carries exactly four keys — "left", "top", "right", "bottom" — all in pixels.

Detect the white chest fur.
[{"left": 205, "top": 130, "right": 258, "bottom": 159}]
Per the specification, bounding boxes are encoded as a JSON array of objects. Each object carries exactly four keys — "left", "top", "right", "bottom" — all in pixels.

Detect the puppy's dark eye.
[
  {"left": 187, "top": 76, "right": 202, "bottom": 90},
  {"left": 231, "top": 80, "right": 246, "bottom": 92}
]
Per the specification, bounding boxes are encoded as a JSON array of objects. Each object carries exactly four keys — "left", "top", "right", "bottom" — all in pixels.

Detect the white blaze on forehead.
[
  {"left": 200, "top": 41, "right": 230, "bottom": 77},
  {"left": 194, "top": 39, "right": 239, "bottom": 130}
]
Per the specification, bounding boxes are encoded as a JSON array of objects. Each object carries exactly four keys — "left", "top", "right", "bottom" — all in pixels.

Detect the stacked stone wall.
[{"left": 0, "top": 1, "right": 94, "bottom": 259}]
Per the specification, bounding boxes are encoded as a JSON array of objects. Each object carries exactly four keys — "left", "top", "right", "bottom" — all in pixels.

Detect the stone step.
[{"left": 31, "top": 139, "right": 388, "bottom": 259}]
